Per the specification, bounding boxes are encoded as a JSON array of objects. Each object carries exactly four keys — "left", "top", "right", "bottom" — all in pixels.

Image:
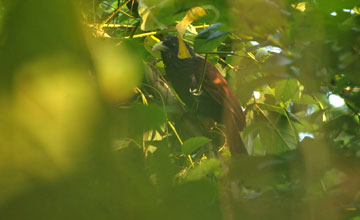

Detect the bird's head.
[{"left": 152, "top": 36, "right": 194, "bottom": 64}]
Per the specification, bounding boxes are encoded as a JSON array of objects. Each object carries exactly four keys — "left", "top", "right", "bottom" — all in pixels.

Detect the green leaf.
[
  {"left": 126, "top": 104, "right": 167, "bottom": 135},
  {"left": 293, "top": 94, "right": 317, "bottom": 104},
  {"left": 194, "top": 23, "right": 229, "bottom": 53},
  {"left": 147, "top": 141, "right": 176, "bottom": 191},
  {"left": 165, "top": 180, "right": 221, "bottom": 219},
  {"left": 182, "top": 136, "right": 211, "bottom": 155},
  {"left": 257, "top": 103, "right": 284, "bottom": 115},
  {"left": 230, "top": 154, "right": 297, "bottom": 187},
  {"left": 274, "top": 79, "right": 299, "bottom": 103},
  {"left": 186, "top": 159, "right": 221, "bottom": 181}
]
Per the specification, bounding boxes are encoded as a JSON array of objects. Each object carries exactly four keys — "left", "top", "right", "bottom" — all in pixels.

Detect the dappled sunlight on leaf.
[{"left": 292, "top": 2, "right": 307, "bottom": 12}]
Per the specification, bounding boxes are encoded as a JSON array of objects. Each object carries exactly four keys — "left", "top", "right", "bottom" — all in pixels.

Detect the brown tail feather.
[{"left": 223, "top": 110, "right": 248, "bottom": 155}]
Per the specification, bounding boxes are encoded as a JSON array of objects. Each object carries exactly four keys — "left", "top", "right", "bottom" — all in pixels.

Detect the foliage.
[{"left": 0, "top": 0, "right": 360, "bottom": 219}]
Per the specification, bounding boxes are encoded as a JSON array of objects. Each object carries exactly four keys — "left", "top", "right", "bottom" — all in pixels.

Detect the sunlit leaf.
[
  {"left": 186, "top": 158, "right": 221, "bottom": 181},
  {"left": 291, "top": 2, "right": 307, "bottom": 12},
  {"left": 138, "top": 2, "right": 156, "bottom": 31},
  {"left": 176, "top": 6, "right": 207, "bottom": 37},
  {"left": 177, "top": 32, "right": 192, "bottom": 59},
  {"left": 176, "top": 6, "right": 206, "bottom": 59}
]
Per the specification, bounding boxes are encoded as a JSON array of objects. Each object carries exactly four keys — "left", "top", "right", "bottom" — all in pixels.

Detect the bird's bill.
[{"left": 152, "top": 41, "right": 168, "bottom": 52}]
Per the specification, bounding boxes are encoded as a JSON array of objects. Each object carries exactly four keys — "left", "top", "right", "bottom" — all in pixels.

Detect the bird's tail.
[{"left": 223, "top": 111, "right": 248, "bottom": 155}]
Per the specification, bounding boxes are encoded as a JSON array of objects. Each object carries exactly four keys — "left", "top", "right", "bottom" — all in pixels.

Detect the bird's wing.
[{"left": 195, "top": 56, "right": 246, "bottom": 130}]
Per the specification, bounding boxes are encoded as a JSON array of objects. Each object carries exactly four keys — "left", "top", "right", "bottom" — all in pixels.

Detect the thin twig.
[
  {"left": 129, "top": 20, "right": 141, "bottom": 38},
  {"left": 103, "top": 2, "right": 135, "bottom": 18},
  {"left": 168, "top": 121, "right": 183, "bottom": 145},
  {"left": 198, "top": 53, "right": 208, "bottom": 92},
  {"left": 102, "top": 2, "right": 117, "bottom": 9},
  {"left": 99, "top": 0, "right": 131, "bottom": 29},
  {"left": 92, "top": 24, "right": 209, "bottom": 29},
  {"left": 207, "top": 51, "right": 252, "bottom": 59},
  {"left": 119, "top": 9, "right": 135, "bottom": 18},
  {"left": 168, "top": 120, "right": 194, "bottom": 166},
  {"left": 123, "top": 30, "right": 167, "bottom": 39},
  {"left": 219, "top": 57, "right": 235, "bottom": 70},
  {"left": 89, "top": 24, "right": 136, "bottom": 28},
  {"left": 281, "top": 106, "right": 299, "bottom": 143},
  {"left": 121, "top": 24, "right": 211, "bottom": 39}
]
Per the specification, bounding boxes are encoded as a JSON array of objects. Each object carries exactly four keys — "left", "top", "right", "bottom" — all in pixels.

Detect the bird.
[{"left": 152, "top": 36, "right": 247, "bottom": 155}]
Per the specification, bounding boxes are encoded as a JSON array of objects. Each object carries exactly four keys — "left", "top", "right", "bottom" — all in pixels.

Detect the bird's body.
[{"left": 154, "top": 36, "right": 247, "bottom": 154}]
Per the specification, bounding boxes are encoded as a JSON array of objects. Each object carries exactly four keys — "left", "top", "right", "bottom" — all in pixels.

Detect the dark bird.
[{"left": 153, "top": 36, "right": 247, "bottom": 155}]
